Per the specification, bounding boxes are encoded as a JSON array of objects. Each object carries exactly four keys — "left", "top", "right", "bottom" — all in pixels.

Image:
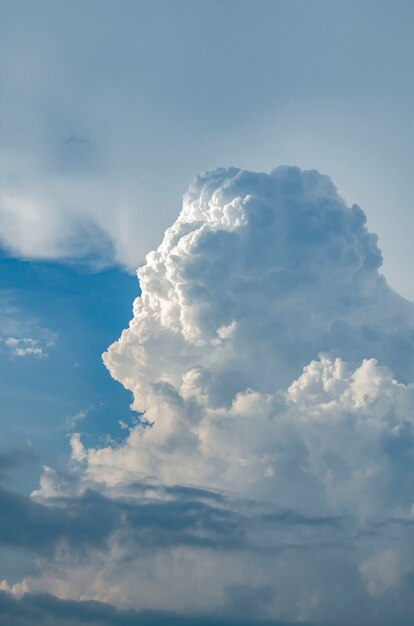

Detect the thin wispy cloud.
[
  {"left": 0, "top": 292, "right": 57, "bottom": 359},
  {"left": 65, "top": 407, "right": 90, "bottom": 431}
]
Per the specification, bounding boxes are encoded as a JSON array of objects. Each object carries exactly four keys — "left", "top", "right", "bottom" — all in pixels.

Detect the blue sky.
[
  {"left": 1, "top": 1, "right": 414, "bottom": 625},
  {"left": 0, "top": 258, "right": 137, "bottom": 487},
  {"left": 0, "top": 258, "right": 138, "bottom": 591}
]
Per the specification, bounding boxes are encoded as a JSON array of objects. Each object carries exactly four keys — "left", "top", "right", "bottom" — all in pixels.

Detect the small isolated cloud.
[
  {"left": 6, "top": 166, "right": 414, "bottom": 625},
  {"left": 65, "top": 408, "right": 90, "bottom": 431},
  {"left": 4, "top": 337, "right": 52, "bottom": 359}
]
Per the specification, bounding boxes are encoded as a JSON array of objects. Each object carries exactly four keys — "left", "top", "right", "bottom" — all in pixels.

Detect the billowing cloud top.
[
  {"left": 11, "top": 167, "right": 414, "bottom": 624},
  {"left": 106, "top": 165, "right": 412, "bottom": 404}
]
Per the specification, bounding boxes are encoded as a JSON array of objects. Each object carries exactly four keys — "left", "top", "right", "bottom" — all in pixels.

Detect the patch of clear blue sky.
[{"left": 0, "top": 257, "right": 138, "bottom": 491}]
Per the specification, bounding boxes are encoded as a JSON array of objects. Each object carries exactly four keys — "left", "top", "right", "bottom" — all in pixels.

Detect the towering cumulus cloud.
[{"left": 9, "top": 167, "right": 414, "bottom": 624}]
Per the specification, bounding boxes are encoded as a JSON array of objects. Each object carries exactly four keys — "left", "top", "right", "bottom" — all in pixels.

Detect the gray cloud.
[
  {"left": 0, "top": 591, "right": 318, "bottom": 626},
  {"left": 0, "top": 488, "right": 118, "bottom": 553},
  {"left": 0, "top": 479, "right": 349, "bottom": 556}
]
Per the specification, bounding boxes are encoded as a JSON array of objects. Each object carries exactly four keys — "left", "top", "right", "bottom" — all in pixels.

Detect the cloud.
[
  {"left": 0, "top": 487, "right": 118, "bottom": 553},
  {"left": 359, "top": 550, "right": 401, "bottom": 597},
  {"left": 5, "top": 337, "right": 50, "bottom": 358},
  {"left": 65, "top": 408, "right": 89, "bottom": 431},
  {"left": 4, "top": 480, "right": 340, "bottom": 617},
  {"left": 6, "top": 166, "right": 414, "bottom": 624},
  {"left": 69, "top": 166, "right": 414, "bottom": 517},
  {"left": 0, "top": 181, "right": 116, "bottom": 267},
  {"left": 1, "top": 478, "right": 259, "bottom": 555},
  {"left": 0, "top": 591, "right": 318, "bottom": 626}
]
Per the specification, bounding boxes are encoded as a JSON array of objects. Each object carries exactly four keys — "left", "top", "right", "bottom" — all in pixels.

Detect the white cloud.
[
  {"left": 72, "top": 166, "right": 414, "bottom": 513},
  {"left": 8, "top": 166, "right": 414, "bottom": 624},
  {"left": 5, "top": 337, "right": 50, "bottom": 358},
  {"left": 66, "top": 355, "right": 414, "bottom": 522},
  {"left": 0, "top": 174, "right": 138, "bottom": 269}
]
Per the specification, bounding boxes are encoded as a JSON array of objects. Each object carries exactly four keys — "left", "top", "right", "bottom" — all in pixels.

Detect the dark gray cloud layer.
[
  {"left": 0, "top": 591, "right": 318, "bottom": 626},
  {"left": 0, "top": 481, "right": 347, "bottom": 556},
  {"left": 0, "top": 485, "right": 244, "bottom": 554}
]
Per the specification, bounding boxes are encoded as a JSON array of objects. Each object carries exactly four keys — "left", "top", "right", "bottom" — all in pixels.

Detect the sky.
[{"left": 1, "top": 1, "right": 414, "bottom": 625}]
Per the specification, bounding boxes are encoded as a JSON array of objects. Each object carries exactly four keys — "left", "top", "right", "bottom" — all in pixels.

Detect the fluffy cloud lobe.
[{"left": 9, "top": 167, "right": 414, "bottom": 625}]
